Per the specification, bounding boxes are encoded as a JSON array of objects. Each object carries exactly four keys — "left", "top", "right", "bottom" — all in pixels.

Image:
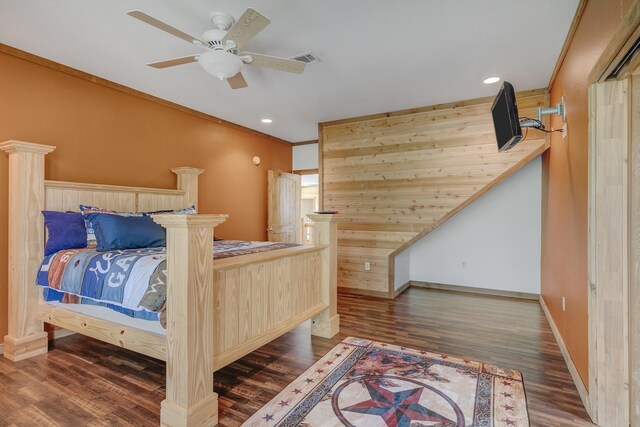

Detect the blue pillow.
[
  {"left": 84, "top": 213, "right": 166, "bottom": 252},
  {"left": 42, "top": 211, "right": 87, "bottom": 256}
]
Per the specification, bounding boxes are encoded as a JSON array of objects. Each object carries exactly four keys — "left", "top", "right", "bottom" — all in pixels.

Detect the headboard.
[
  {"left": 44, "top": 173, "right": 199, "bottom": 213},
  {"left": 0, "top": 140, "right": 205, "bottom": 351}
]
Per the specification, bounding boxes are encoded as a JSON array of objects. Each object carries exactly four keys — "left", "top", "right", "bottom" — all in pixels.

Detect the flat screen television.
[{"left": 491, "top": 81, "right": 522, "bottom": 152}]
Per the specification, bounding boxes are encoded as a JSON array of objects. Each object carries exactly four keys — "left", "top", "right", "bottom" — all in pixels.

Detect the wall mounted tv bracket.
[{"left": 520, "top": 96, "right": 566, "bottom": 130}]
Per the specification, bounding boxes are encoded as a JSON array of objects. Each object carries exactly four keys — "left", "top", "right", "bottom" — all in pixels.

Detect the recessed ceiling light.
[
  {"left": 261, "top": 118, "right": 273, "bottom": 124},
  {"left": 483, "top": 77, "right": 501, "bottom": 85}
]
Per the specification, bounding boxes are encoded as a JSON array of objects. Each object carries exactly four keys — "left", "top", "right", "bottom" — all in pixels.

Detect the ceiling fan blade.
[
  {"left": 222, "top": 8, "right": 270, "bottom": 49},
  {"left": 241, "top": 52, "right": 306, "bottom": 74},
  {"left": 128, "top": 10, "right": 204, "bottom": 46},
  {"left": 148, "top": 55, "right": 199, "bottom": 69},
  {"left": 227, "top": 72, "right": 248, "bottom": 89}
]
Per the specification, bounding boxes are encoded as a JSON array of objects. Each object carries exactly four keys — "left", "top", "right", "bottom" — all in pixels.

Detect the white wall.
[
  {"left": 292, "top": 143, "right": 318, "bottom": 170},
  {"left": 404, "top": 157, "right": 542, "bottom": 294}
]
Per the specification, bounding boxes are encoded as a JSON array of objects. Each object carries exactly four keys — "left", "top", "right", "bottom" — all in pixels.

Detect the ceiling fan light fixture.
[{"left": 198, "top": 50, "right": 243, "bottom": 80}]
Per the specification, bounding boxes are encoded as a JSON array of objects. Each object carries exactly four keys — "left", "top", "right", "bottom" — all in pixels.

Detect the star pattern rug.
[{"left": 243, "top": 337, "right": 529, "bottom": 427}]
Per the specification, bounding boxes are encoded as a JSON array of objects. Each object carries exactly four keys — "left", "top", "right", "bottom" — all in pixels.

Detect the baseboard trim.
[
  {"left": 338, "top": 286, "right": 393, "bottom": 299},
  {"left": 538, "top": 295, "right": 592, "bottom": 419},
  {"left": 392, "top": 281, "right": 411, "bottom": 298},
  {"left": 410, "top": 281, "right": 539, "bottom": 301}
]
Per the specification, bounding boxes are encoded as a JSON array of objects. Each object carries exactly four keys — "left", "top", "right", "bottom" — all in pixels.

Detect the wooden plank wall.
[{"left": 320, "top": 89, "right": 549, "bottom": 297}]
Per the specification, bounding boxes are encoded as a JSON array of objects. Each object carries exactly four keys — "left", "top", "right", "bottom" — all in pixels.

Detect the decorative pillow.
[
  {"left": 84, "top": 213, "right": 166, "bottom": 251},
  {"left": 80, "top": 205, "right": 144, "bottom": 247},
  {"left": 42, "top": 211, "right": 88, "bottom": 255},
  {"left": 80, "top": 204, "right": 196, "bottom": 247}
]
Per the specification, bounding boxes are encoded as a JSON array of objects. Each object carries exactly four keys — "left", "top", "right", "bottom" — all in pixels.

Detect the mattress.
[{"left": 37, "top": 239, "right": 299, "bottom": 326}]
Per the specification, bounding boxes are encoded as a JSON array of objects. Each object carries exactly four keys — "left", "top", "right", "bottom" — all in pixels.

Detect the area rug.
[{"left": 243, "top": 337, "right": 529, "bottom": 427}]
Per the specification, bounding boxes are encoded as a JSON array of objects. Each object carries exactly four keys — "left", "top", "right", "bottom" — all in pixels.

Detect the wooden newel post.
[
  {"left": 307, "top": 214, "right": 341, "bottom": 338},
  {"left": 0, "top": 140, "right": 55, "bottom": 362},
  {"left": 172, "top": 167, "right": 204, "bottom": 210},
  {"left": 152, "top": 214, "right": 228, "bottom": 427}
]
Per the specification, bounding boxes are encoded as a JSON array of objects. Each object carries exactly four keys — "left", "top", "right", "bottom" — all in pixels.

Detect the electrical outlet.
[
  {"left": 462, "top": 261, "right": 466, "bottom": 268},
  {"left": 562, "top": 297, "right": 566, "bottom": 312},
  {"left": 364, "top": 262, "right": 371, "bottom": 271}
]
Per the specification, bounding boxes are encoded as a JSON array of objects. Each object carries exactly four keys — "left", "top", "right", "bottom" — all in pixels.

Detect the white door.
[{"left": 267, "top": 170, "right": 301, "bottom": 243}]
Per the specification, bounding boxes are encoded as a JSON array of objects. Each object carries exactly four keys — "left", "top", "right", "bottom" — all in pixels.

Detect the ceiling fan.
[{"left": 127, "top": 8, "right": 306, "bottom": 89}]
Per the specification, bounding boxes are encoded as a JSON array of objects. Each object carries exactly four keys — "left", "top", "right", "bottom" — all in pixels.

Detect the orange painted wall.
[
  {"left": 542, "top": 0, "right": 632, "bottom": 387},
  {"left": 0, "top": 51, "right": 291, "bottom": 341}
]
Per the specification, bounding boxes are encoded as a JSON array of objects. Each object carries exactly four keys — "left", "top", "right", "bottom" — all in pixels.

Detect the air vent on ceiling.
[{"left": 290, "top": 52, "right": 320, "bottom": 64}]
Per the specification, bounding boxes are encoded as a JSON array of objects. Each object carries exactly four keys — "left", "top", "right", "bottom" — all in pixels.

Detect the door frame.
[{"left": 588, "top": 2, "right": 640, "bottom": 425}]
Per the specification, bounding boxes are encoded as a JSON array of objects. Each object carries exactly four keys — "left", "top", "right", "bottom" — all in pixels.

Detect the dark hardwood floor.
[{"left": 0, "top": 288, "right": 593, "bottom": 426}]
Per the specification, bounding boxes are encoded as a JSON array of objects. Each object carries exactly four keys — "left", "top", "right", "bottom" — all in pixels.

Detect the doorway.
[{"left": 300, "top": 174, "right": 319, "bottom": 243}]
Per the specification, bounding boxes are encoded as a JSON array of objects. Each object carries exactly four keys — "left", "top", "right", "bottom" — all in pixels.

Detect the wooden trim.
[
  {"left": 319, "top": 89, "right": 547, "bottom": 128},
  {"left": 587, "top": 80, "right": 630, "bottom": 426},
  {"left": 318, "top": 123, "right": 324, "bottom": 210},
  {"left": 212, "top": 244, "right": 326, "bottom": 270},
  {"left": 291, "top": 140, "right": 318, "bottom": 146},
  {"left": 630, "top": 73, "right": 640, "bottom": 427},
  {"left": 589, "top": 0, "right": 640, "bottom": 83},
  {"left": 0, "top": 43, "right": 292, "bottom": 146},
  {"left": 292, "top": 168, "right": 319, "bottom": 175},
  {"left": 548, "top": 0, "right": 588, "bottom": 88},
  {"left": 411, "top": 281, "right": 539, "bottom": 301},
  {"left": 587, "top": 82, "right": 598, "bottom": 425},
  {"left": 45, "top": 180, "right": 186, "bottom": 196},
  {"left": 392, "top": 281, "right": 411, "bottom": 298},
  {"left": 539, "top": 295, "right": 592, "bottom": 419},
  {"left": 337, "top": 286, "right": 393, "bottom": 299},
  {"left": 387, "top": 256, "right": 396, "bottom": 297}
]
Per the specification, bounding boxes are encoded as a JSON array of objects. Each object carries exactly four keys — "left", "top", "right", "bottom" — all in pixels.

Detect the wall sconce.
[{"left": 252, "top": 156, "right": 261, "bottom": 166}]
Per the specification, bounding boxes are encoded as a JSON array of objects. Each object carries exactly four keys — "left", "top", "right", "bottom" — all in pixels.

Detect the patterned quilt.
[{"left": 38, "top": 240, "right": 298, "bottom": 326}]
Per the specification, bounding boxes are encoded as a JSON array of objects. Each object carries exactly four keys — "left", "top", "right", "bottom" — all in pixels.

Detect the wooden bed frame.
[{"left": 0, "top": 140, "right": 340, "bottom": 426}]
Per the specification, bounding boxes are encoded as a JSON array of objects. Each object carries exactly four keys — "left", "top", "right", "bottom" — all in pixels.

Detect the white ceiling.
[{"left": 0, "top": 0, "right": 579, "bottom": 142}]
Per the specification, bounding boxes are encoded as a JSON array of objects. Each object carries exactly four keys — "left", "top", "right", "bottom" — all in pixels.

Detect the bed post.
[
  {"left": 0, "top": 140, "right": 55, "bottom": 361},
  {"left": 152, "top": 213, "right": 228, "bottom": 427},
  {"left": 307, "top": 214, "right": 341, "bottom": 338},
  {"left": 172, "top": 167, "right": 204, "bottom": 210}
]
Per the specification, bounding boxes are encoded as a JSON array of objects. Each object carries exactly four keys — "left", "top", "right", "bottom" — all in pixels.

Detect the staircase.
[{"left": 320, "top": 89, "right": 549, "bottom": 297}]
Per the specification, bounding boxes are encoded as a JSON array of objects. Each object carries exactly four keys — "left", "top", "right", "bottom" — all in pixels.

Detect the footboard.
[
  {"left": 154, "top": 213, "right": 340, "bottom": 426},
  {"left": 212, "top": 245, "right": 326, "bottom": 369}
]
